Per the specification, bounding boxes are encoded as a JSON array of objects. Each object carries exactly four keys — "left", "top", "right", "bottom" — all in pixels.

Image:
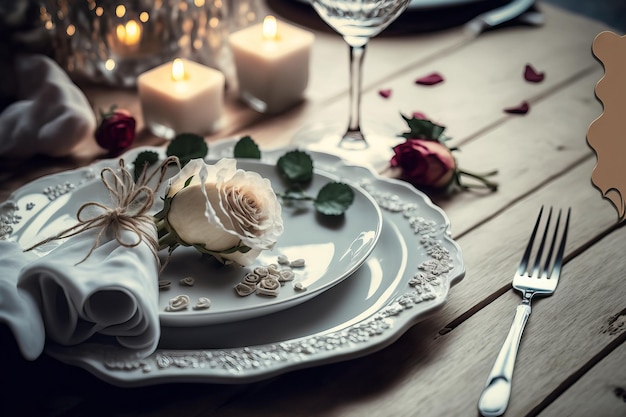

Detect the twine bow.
[{"left": 25, "top": 156, "right": 179, "bottom": 265}]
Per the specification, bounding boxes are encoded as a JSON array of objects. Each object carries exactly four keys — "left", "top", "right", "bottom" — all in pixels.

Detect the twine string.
[{"left": 24, "top": 156, "right": 179, "bottom": 265}]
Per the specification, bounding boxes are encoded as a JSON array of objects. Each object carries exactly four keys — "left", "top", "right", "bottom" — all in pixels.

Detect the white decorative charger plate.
[
  {"left": 2, "top": 149, "right": 382, "bottom": 327},
  {"left": 39, "top": 139, "right": 465, "bottom": 386}
]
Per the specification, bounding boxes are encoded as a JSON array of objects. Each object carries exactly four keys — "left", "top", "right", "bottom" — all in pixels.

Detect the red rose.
[
  {"left": 95, "top": 107, "right": 136, "bottom": 154},
  {"left": 391, "top": 139, "right": 456, "bottom": 189}
]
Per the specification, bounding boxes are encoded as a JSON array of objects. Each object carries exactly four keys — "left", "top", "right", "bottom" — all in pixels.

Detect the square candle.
[
  {"left": 137, "top": 58, "right": 225, "bottom": 139},
  {"left": 229, "top": 16, "right": 314, "bottom": 114}
]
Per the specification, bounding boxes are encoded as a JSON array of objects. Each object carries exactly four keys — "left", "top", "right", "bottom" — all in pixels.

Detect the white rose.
[{"left": 157, "top": 158, "right": 284, "bottom": 266}]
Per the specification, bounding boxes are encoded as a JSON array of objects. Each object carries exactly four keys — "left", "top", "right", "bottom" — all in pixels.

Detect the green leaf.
[
  {"left": 314, "top": 182, "right": 355, "bottom": 216},
  {"left": 277, "top": 150, "right": 314, "bottom": 184},
  {"left": 166, "top": 133, "right": 208, "bottom": 166},
  {"left": 233, "top": 135, "right": 261, "bottom": 159},
  {"left": 132, "top": 150, "right": 160, "bottom": 181},
  {"left": 399, "top": 114, "right": 447, "bottom": 142}
]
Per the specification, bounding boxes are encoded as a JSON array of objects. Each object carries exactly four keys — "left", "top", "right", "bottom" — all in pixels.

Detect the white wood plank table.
[{"left": 1, "top": 2, "right": 624, "bottom": 416}]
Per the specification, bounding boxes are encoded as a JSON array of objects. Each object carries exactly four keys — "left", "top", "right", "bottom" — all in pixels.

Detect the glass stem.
[{"left": 341, "top": 36, "right": 369, "bottom": 150}]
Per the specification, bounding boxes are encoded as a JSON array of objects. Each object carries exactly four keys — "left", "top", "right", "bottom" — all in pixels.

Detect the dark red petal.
[
  {"left": 415, "top": 72, "right": 444, "bottom": 86},
  {"left": 504, "top": 101, "right": 530, "bottom": 114},
  {"left": 378, "top": 89, "right": 392, "bottom": 98},
  {"left": 524, "top": 64, "right": 545, "bottom": 83}
]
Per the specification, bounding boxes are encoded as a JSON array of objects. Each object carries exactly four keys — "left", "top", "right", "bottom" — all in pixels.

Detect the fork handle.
[{"left": 478, "top": 303, "right": 531, "bottom": 416}]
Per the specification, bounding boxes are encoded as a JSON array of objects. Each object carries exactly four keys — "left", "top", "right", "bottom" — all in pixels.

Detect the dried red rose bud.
[
  {"left": 391, "top": 139, "right": 456, "bottom": 189},
  {"left": 95, "top": 107, "right": 136, "bottom": 154}
]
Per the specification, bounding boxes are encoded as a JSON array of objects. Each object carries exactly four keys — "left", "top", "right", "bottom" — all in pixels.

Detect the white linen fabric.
[
  {"left": 0, "top": 240, "right": 45, "bottom": 360},
  {"left": 0, "top": 225, "right": 161, "bottom": 360},
  {"left": 0, "top": 53, "right": 96, "bottom": 157}
]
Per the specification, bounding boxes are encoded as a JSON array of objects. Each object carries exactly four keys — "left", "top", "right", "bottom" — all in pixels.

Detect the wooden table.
[{"left": 1, "top": 1, "right": 624, "bottom": 416}]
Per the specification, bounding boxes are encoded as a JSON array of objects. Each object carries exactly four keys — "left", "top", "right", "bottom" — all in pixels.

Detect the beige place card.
[{"left": 588, "top": 31, "right": 626, "bottom": 221}]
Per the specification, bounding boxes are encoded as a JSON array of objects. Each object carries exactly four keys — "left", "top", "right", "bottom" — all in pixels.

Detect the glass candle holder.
[{"left": 40, "top": 0, "right": 231, "bottom": 88}]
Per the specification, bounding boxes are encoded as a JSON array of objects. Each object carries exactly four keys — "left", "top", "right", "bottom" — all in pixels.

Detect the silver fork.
[{"left": 478, "top": 206, "right": 571, "bottom": 417}]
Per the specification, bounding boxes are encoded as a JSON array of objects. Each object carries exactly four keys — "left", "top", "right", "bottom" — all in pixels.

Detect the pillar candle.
[
  {"left": 228, "top": 16, "right": 314, "bottom": 114},
  {"left": 137, "top": 58, "right": 225, "bottom": 139}
]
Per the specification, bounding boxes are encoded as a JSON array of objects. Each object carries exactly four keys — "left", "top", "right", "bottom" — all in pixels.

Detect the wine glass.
[{"left": 293, "top": 0, "right": 412, "bottom": 169}]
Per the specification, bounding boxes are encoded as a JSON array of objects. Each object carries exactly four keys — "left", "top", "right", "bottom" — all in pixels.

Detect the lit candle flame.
[
  {"left": 116, "top": 20, "right": 142, "bottom": 46},
  {"left": 171, "top": 59, "right": 187, "bottom": 81},
  {"left": 262, "top": 15, "right": 278, "bottom": 41}
]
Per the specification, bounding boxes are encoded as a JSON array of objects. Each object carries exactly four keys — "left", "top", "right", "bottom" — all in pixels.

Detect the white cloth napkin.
[
  {"left": 0, "top": 53, "right": 96, "bottom": 157},
  {"left": 1, "top": 226, "right": 161, "bottom": 360},
  {"left": 0, "top": 241, "right": 45, "bottom": 360}
]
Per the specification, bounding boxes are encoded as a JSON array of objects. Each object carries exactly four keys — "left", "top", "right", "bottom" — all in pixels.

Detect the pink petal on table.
[
  {"left": 379, "top": 89, "right": 392, "bottom": 98},
  {"left": 412, "top": 111, "right": 428, "bottom": 119},
  {"left": 504, "top": 101, "right": 530, "bottom": 114},
  {"left": 415, "top": 72, "right": 444, "bottom": 85},
  {"left": 524, "top": 64, "right": 545, "bottom": 83}
]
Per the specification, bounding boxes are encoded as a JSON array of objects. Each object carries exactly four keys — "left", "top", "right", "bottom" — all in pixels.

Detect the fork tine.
[
  {"left": 532, "top": 207, "right": 553, "bottom": 277},
  {"left": 548, "top": 207, "right": 571, "bottom": 280},
  {"left": 517, "top": 206, "right": 544, "bottom": 276},
  {"left": 541, "top": 208, "right": 562, "bottom": 278}
]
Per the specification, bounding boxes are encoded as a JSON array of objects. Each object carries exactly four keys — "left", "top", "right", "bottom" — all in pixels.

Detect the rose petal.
[
  {"left": 524, "top": 64, "right": 545, "bottom": 83},
  {"left": 411, "top": 111, "right": 428, "bottom": 120},
  {"left": 378, "top": 89, "right": 392, "bottom": 98},
  {"left": 415, "top": 72, "right": 444, "bottom": 86},
  {"left": 504, "top": 101, "right": 530, "bottom": 114}
]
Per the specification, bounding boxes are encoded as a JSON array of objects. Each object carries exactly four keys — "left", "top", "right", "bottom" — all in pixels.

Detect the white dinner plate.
[
  {"left": 159, "top": 158, "right": 383, "bottom": 326},
  {"left": 2, "top": 149, "right": 382, "bottom": 327},
  {"left": 43, "top": 139, "right": 465, "bottom": 386}
]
